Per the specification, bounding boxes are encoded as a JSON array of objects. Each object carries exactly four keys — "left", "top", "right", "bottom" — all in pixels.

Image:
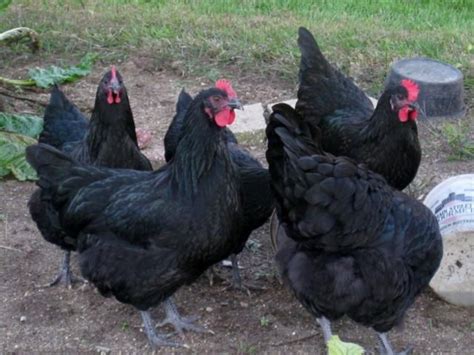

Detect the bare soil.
[{"left": 0, "top": 58, "right": 473, "bottom": 354}]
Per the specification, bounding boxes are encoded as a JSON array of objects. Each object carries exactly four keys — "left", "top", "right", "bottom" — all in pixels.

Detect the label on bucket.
[
  {"left": 424, "top": 175, "right": 474, "bottom": 236},
  {"left": 433, "top": 192, "right": 473, "bottom": 234}
]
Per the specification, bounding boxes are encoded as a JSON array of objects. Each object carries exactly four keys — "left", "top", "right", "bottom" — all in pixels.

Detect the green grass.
[
  {"left": 441, "top": 121, "right": 474, "bottom": 160},
  {"left": 1, "top": 0, "right": 472, "bottom": 90}
]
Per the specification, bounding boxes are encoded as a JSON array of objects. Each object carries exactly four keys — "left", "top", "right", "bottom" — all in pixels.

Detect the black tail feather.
[
  {"left": 26, "top": 143, "right": 77, "bottom": 185},
  {"left": 266, "top": 103, "right": 322, "bottom": 214},
  {"left": 267, "top": 103, "right": 321, "bottom": 159},
  {"left": 39, "top": 86, "right": 88, "bottom": 149},
  {"left": 164, "top": 89, "right": 194, "bottom": 162},
  {"left": 297, "top": 27, "right": 333, "bottom": 78},
  {"left": 296, "top": 27, "right": 374, "bottom": 122},
  {"left": 176, "top": 88, "right": 193, "bottom": 116}
]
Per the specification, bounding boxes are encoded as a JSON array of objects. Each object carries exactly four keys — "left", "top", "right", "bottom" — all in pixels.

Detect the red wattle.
[
  {"left": 107, "top": 90, "right": 114, "bottom": 104},
  {"left": 398, "top": 106, "right": 409, "bottom": 122},
  {"left": 215, "top": 109, "right": 235, "bottom": 127},
  {"left": 409, "top": 110, "right": 418, "bottom": 121},
  {"left": 115, "top": 95, "right": 121, "bottom": 104}
]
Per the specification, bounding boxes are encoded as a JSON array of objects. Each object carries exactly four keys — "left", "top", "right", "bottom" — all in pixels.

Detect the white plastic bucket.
[{"left": 424, "top": 174, "right": 474, "bottom": 306}]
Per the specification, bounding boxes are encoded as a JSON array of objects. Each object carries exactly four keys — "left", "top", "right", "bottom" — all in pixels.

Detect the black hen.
[
  {"left": 28, "top": 67, "right": 152, "bottom": 288},
  {"left": 164, "top": 88, "right": 274, "bottom": 289},
  {"left": 266, "top": 103, "right": 442, "bottom": 354},
  {"left": 296, "top": 27, "right": 421, "bottom": 191},
  {"left": 27, "top": 81, "right": 245, "bottom": 348}
]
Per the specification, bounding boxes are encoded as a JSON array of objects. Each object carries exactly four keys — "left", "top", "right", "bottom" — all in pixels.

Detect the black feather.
[{"left": 265, "top": 101, "right": 442, "bottom": 338}]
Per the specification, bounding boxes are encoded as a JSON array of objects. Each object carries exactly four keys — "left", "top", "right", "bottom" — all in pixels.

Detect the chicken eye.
[{"left": 213, "top": 96, "right": 221, "bottom": 102}]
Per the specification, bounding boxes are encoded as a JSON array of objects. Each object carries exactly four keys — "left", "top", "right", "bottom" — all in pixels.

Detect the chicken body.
[
  {"left": 296, "top": 27, "right": 421, "bottom": 190},
  {"left": 266, "top": 103, "right": 442, "bottom": 353},
  {"left": 27, "top": 84, "right": 244, "bottom": 347},
  {"left": 164, "top": 89, "right": 274, "bottom": 289},
  {"left": 28, "top": 69, "right": 152, "bottom": 287}
]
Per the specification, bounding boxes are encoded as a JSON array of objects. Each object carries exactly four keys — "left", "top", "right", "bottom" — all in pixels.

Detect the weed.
[
  {"left": 260, "top": 315, "right": 270, "bottom": 327},
  {"left": 121, "top": 320, "right": 129, "bottom": 331},
  {"left": 246, "top": 238, "right": 262, "bottom": 252},
  {"left": 238, "top": 341, "right": 258, "bottom": 354},
  {"left": 441, "top": 121, "right": 474, "bottom": 161}
]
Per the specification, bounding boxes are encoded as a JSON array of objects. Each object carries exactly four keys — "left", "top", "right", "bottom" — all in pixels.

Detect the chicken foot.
[
  {"left": 377, "top": 332, "right": 413, "bottom": 355},
  {"left": 316, "top": 316, "right": 333, "bottom": 343},
  {"left": 140, "top": 310, "right": 184, "bottom": 348},
  {"left": 230, "top": 254, "right": 243, "bottom": 288},
  {"left": 45, "top": 251, "right": 85, "bottom": 288},
  {"left": 157, "top": 298, "right": 213, "bottom": 338},
  {"left": 224, "top": 254, "right": 265, "bottom": 294}
]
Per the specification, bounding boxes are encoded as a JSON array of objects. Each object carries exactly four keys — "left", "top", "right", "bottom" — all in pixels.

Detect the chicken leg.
[
  {"left": 226, "top": 254, "right": 266, "bottom": 294},
  {"left": 46, "top": 251, "right": 84, "bottom": 288},
  {"left": 140, "top": 310, "right": 184, "bottom": 348},
  {"left": 377, "top": 332, "right": 413, "bottom": 355},
  {"left": 157, "top": 298, "right": 213, "bottom": 337},
  {"left": 230, "top": 254, "right": 243, "bottom": 289},
  {"left": 316, "top": 316, "right": 333, "bottom": 342}
]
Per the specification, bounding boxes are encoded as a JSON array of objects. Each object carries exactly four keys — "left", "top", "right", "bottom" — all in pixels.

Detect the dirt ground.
[{"left": 0, "top": 58, "right": 473, "bottom": 354}]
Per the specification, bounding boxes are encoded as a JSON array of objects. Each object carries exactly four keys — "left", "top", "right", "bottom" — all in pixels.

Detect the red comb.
[
  {"left": 111, "top": 65, "right": 117, "bottom": 81},
  {"left": 401, "top": 79, "right": 419, "bottom": 102},
  {"left": 215, "top": 79, "right": 237, "bottom": 98}
]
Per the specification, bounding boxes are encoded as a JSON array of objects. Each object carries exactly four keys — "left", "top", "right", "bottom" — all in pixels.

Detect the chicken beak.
[
  {"left": 409, "top": 102, "right": 425, "bottom": 117},
  {"left": 228, "top": 98, "right": 243, "bottom": 110},
  {"left": 408, "top": 102, "right": 419, "bottom": 110},
  {"left": 109, "top": 78, "right": 122, "bottom": 95}
]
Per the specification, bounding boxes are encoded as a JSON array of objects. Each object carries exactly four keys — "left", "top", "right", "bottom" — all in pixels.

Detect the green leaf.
[
  {"left": 0, "top": 112, "right": 43, "bottom": 138},
  {"left": 327, "top": 335, "right": 364, "bottom": 355},
  {"left": 0, "top": 0, "right": 12, "bottom": 12},
  {"left": 0, "top": 131, "right": 37, "bottom": 181},
  {"left": 28, "top": 53, "right": 97, "bottom": 88}
]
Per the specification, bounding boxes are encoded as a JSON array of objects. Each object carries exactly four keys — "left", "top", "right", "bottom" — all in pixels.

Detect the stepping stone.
[{"left": 232, "top": 103, "right": 265, "bottom": 133}]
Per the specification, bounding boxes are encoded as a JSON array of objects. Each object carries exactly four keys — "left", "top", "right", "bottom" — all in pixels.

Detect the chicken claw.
[
  {"left": 42, "top": 251, "right": 85, "bottom": 288},
  {"left": 377, "top": 332, "right": 413, "bottom": 355},
  {"left": 157, "top": 298, "right": 214, "bottom": 338},
  {"left": 140, "top": 311, "right": 186, "bottom": 348}
]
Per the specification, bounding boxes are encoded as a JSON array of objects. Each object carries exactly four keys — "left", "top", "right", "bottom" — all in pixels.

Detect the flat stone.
[
  {"left": 368, "top": 96, "right": 377, "bottom": 108},
  {"left": 231, "top": 103, "right": 265, "bottom": 133}
]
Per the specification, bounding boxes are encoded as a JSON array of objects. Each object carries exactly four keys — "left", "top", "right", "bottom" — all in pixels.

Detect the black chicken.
[
  {"left": 164, "top": 87, "right": 274, "bottom": 289},
  {"left": 266, "top": 103, "right": 442, "bottom": 354},
  {"left": 28, "top": 67, "right": 152, "bottom": 287},
  {"left": 296, "top": 27, "right": 421, "bottom": 191},
  {"left": 26, "top": 81, "right": 246, "bottom": 348}
]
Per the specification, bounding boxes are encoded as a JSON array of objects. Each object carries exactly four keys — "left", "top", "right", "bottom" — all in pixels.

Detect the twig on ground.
[
  {"left": 0, "top": 89, "right": 48, "bottom": 107},
  {"left": 0, "top": 245, "right": 23, "bottom": 252}
]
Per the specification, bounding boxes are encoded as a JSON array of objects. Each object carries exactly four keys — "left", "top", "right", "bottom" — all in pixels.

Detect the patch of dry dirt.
[{"left": 0, "top": 58, "right": 473, "bottom": 353}]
